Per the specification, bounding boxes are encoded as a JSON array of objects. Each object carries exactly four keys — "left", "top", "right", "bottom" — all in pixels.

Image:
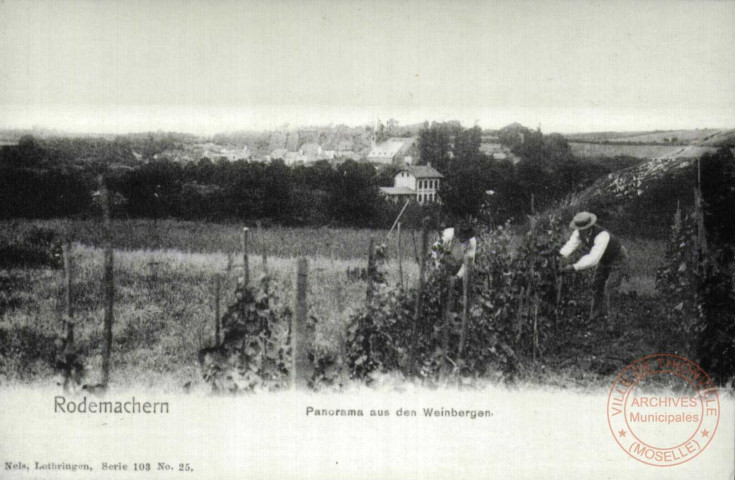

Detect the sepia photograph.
[{"left": 0, "top": 0, "right": 734, "bottom": 478}]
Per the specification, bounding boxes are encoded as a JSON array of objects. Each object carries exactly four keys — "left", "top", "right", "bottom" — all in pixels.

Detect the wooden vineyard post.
[
  {"left": 257, "top": 220, "right": 268, "bottom": 273},
  {"left": 532, "top": 294, "right": 539, "bottom": 363},
  {"left": 442, "top": 275, "right": 456, "bottom": 377},
  {"left": 693, "top": 187, "right": 708, "bottom": 257},
  {"left": 397, "top": 222, "right": 403, "bottom": 289},
  {"left": 291, "top": 258, "right": 311, "bottom": 390},
  {"left": 515, "top": 286, "right": 526, "bottom": 345},
  {"left": 366, "top": 237, "right": 375, "bottom": 304},
  {"left": 458, "top": 255, "right": 472, "bottom": 358},
  {"left": 99, "top": 176, "right": 114, "bottom": 388},
  {"left": 409, "top": 217, "right": 430, "bottom": 376},
  {"left": 241, "top": 227, "right": 250, "bottom": 287},
  {"left": 62, "top": 240, "right": 74, "bottom": 347},
  {"left": 410, "top": 229, "right": 420, "bottom": 265},
  {"left": 214, "top": 274, "right": 221, "bottom": 347},
  {"left": 329, "top": 244, "right": 349, "bottom": 385}
]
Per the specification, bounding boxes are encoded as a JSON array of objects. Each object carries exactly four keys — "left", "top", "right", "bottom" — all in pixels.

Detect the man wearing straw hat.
[{"left": 559, "top": 212, "right": 628, "bottom": 324}]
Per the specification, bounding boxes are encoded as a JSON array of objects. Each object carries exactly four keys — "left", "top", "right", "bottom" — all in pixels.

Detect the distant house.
[
  {"left": 479, "top": 142, "right": 519, "bottom": 163},
  {"left": 299, "top": 143, "right": 323, "bottom": 162},
  {"left": 199, "top": 143, "right": 251, "bottom": 162},
  {"left": 335, "top": 151, "right": 361, "bottom": 162},
  {"left": 283, "top": 151, "right": 307, "bottom": 165},
  {"left": 367, "top": 137, "right": 418, "bottom": 166},
  {"left": 270, "top": 148, "right": 288, "bottom": 160},
  {"left": 379, "top": 165, "right": 443, "bottom": 204}
]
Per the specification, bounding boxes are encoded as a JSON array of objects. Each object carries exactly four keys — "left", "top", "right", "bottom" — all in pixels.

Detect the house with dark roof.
[{"left": 379, "top": 165, "right": 443, "bottom": 204}]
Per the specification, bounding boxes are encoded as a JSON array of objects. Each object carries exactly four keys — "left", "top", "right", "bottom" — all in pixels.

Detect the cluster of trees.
[{"left": 417, "top": 121, "right": 611, "bottom": 222}]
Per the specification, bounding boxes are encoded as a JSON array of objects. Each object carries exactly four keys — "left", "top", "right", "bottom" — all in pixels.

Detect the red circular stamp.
[{"left": 607, "top": 353, "right": 720, "bottom": 466}]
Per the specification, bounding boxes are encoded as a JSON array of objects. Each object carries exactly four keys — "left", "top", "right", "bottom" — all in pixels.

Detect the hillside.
[
  {"left": 559, "top": 147, "right": 734, "bottom": 237},
  {"left": 566, "top": 128, "right": 735, "bottom": 160},
  {"left": 562, "top": 147, "right": 701, "bottom": 234}
]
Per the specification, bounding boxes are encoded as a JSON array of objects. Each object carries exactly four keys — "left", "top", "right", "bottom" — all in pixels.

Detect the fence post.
[
  {"left": 214, "top": 274, "right": 221, "bottom": 346},
  {"left": 397, "top": 222, "right": 403, "bottom": 289},
  {"left": 458, "top": 255, "right": 472, "bottom": 358},
  {"left": 532, "top": 294, "right": 539, "bottom": 363},
  {"left": 99, "top": 176, "right": 114, "bottom": 388},
  {"left": 292, "top": 258, "right": 311, "bottom": 390},
  {"left": 409, "top": 217, "right": 430, "bottom": 376},
  {"left": 515, "top": 286, "right": 525, "bottom": 345},
  {"left": 410, "top": 229, "right": 420, "bottom": 266},
  {"left": 693, "top": 187, "right": 708, "bottom": 256},
  {"left": 257, "top": 220, "right": 268, "bottom": 273},
  {"left": 366, "top": 237, "right": 375, "bottom": 304},
  {"left": 62, "top": 240, "right": 74, "bottom": 346},
  {"left": 442, "top": 275, "right": 456, "bottom": 377},
  {"left": 241, "top": 227, "right": 250, "bottom": 287}
]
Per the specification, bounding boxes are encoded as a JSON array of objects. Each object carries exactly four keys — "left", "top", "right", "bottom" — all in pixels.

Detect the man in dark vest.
[{"left": 559, "top": 212, "right": 628, "bottom": 323}]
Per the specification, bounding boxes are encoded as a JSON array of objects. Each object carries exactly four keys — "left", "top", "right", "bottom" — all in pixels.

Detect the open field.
[
  {"left": 1, "top": 219, "right": 417, "bottom": 261},
  {"left": 569, "top": 142, "right": 719, "bottom": 159},
  {"left": 0, "top": 220, "right": 667, "bottom": 392},
  {"left": 565, "top": 129, "right": 723, "bottom": 144}
]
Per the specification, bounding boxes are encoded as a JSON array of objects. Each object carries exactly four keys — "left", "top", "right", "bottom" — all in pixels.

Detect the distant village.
[{"left": 136, "top": 122, "right": 520, "bottom": 205}]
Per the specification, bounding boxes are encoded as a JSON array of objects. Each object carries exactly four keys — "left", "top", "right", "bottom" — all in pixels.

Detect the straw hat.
[{"left": 569, "top": 212, "right": 597, "bottom": 230}]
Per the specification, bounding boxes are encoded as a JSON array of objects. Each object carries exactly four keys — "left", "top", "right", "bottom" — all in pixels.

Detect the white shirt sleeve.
[
  {"left": 456, "top": 237, "right": 477, "bottom": 278},
  {"left": 559, "top": 229, "right": 581, "bottom": 257},
  {"left": 573, "top": 231, "right": 610, "bottom": 271},
  {"left": 442, "top": 228, "right": 454, "bottom": 247}
]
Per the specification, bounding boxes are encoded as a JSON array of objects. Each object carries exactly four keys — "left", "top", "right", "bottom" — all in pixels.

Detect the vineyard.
[{"left": 0, "top": 214, "right": 703, "bottom": 394}]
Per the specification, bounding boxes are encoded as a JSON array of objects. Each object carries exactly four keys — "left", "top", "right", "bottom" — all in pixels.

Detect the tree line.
[{"left": 0, "top": 124, "right": 619, "bottom": 228}]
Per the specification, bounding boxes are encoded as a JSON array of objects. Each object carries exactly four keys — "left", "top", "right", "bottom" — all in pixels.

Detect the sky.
[{"left": 1, "top": 0, "right": 734, "bottom": 135}]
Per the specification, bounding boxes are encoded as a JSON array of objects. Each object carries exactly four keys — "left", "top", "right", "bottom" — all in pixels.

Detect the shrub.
[
  {"left": 0, "top": 226, "right": 63, "bottom": 269},
  {"left": 198, "top": 274, "right": 292, "bottom": 393}
]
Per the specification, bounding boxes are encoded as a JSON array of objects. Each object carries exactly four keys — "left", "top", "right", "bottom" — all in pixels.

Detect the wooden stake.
[
  {"left": 458, "top": 256, "right": 472, "bottom": 357},
  {"left": 99, "top": 176, "right": 114, "bottom": 388},
  {"left": 442, "top": 275, "right": 456, "bottom": 376},
  {"left": 333, "top": 260, "right": 348, "bottom": 386},
  {"left": 387, "top": 199, "right": 410, "bottom": 239},
  {"left": 532, "top": 294, "right": 539, "bottom": 363},
  {"left": 257, "top": 220, "right": 268, "bottom": 273},
  {"left": 410, "top": 229, "right": 420, "bottom": 265},
  {"left": 62, "top": 240, "right": 74, "bottom": 346},
  {"left": 214, "top": 274, "right": 221, "bottom": 346},
  {"left": 515, "top": 286, "right": 525, "bottom": 344},
  {"left": 241, "top": 227, "right": 250, "bottom": 287},
  {"left": 397, "top": 222, "right": 403, "bottom": 289},
  {"left": 292, "top": 258, "right": 310, "bottom": 390},
  {"left": 409, "top": 217, "right": 430, "bottom": 376},
  {"left": 366, "top": 237, "right": 375, "bottom": 304}
]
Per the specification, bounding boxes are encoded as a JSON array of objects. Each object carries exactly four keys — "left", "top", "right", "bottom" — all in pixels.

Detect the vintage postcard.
[{"left": 1, "top": 0, "right": 734, "bottom": 478}]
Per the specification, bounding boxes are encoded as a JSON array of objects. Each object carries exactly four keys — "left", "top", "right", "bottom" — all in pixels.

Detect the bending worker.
[
  {"left": 441, "top": 221, "right": 477, "bottom": 279},
  {"left": 559, "top": 212, "right": 628, "bottom": 322}
]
